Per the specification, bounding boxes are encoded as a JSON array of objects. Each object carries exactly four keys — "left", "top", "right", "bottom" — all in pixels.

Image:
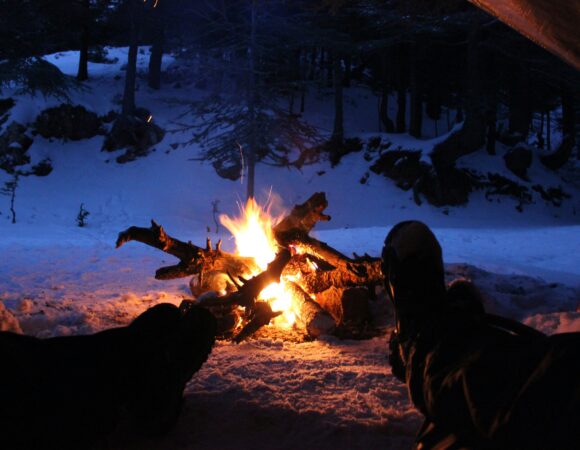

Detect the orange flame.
[{"left": 220, "top": 198, "right": 296, "bottom": 326}]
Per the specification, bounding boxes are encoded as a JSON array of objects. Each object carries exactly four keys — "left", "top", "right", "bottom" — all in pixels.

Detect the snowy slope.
[{"left": 0, "top": 47, "right": 579, "bottom": 449}]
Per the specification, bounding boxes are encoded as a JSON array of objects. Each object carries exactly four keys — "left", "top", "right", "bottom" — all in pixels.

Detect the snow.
[{"left": 0, "top": 47, "right": 579, "bottom": 448}]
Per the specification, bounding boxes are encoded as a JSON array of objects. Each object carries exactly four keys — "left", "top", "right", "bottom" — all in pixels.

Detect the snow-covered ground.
[{"left": 1, "top": 48, "right": 579, "bottom": 448}]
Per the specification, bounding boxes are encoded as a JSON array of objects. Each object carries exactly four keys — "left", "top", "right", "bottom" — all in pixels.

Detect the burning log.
[
  {"left": 233, "top": 302, "right": 282, "bottom": 343},
  {"left": 116, "top": 220, "right": 258, "bottom": 281},
  {"left": 315, "top": 286, "right": 371, "bottom": 326},
  {"left": 274, "top": 193, "right": 383, "bottom": 290},
  {"left": 273, "top": 191, "right": 331, "bottom": 238},
  {"left": 285, "top": 281, "right": 336, "bottom": 337},
  {"left": 196, "top": 250, "right": 291, "bottom": 341},
  {"left": 295, "top": 259, "right": 382, "bottom": 293},
  {"left": 116, "top": 192, "right": 384, "bottom": 341}
]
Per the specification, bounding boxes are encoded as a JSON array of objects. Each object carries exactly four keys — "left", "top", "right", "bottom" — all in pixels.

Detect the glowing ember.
[{"left": 220, "top": 198, "right": 297, "bottom": 326}]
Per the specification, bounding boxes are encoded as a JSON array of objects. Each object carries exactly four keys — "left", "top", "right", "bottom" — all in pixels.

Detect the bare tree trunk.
[
  {"left": 547, "top": 110, "right": 551, "bottom": 151},
  {"left": 379, "top": 92, "right": 394, "bottom": 132},
  {"left": 326, "top": 50, "right": 333, "bottom": 88},
  {"left": 541, "top": 88, "right": 576, "bottom": 170},
  {"left": 508, "top": 65, "right": 532, "bottom": 141},
  {"left": 76, "top": 0, "right": 89, "bottom": 81},
  {"left": 486, "top": 105, "right": 497, "bottom": 155},
  {"left": 343, "top": 55, "right": 352, "bottom": 87},
  {"left": 246, "top": 0, "right": 257, "bottom": 200},
  {"left": 394, "top": 44, "right": 407, "bottom": 133},
  {"left": 148, "top": 27, "right": 164, "bottom": 90},
  {"left": 409, "top": 51, "right": 423, "bottom": 139},
  {"left": 431, "top": 24, "right": 485, "bottom": 169},
  {"left": 537, "top": 111, "right": 545, "bottom": 149},
  {"left": 331, "top": 54, "right": 344, "bottom": 143},
  {"left": 122, "top": 1, "right": 139, "bottom": 117},
  {"left": 396, "top": 87, "right": 406, "bottom": 133}
]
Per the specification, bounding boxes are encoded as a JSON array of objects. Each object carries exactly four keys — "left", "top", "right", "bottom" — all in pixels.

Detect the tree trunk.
[
  {"left": 409, "top": 53, "right": 423, "bottom": 138},
  {"left": 246, "top": 0, "right": 257, "bottom": 200},
  {"left": 394, "top": 44, "right": 407, "bottom": 133},
  {"left": 547, "top": 110, "right": 551, "bottom": 151},
  {"left": 486, "top": 103, "right": 497, "bottom": 155},
  {"left": 379, "top": 92, "right": 394, "bottom": 132},
  {"left": 541, "top": 88, "right": 576, "bottom": 170},
  {"left": 537, "top": 112, "right": 545, "bottom": 149},
  {"left": 343, "top": 55, "right": 352, "bottom": 87},
  {"left": 396, "top": 87, "right": 406, "bottom": 133},
  {"left": 508, "top": 65, "right": 532, "bottom": 141},
  {"left": 148, "top": 27, "right": 164, "bottom": 90},
  {"left": 331, "top": 55, "right": 344, "bottom": 143},
  {"left": 431, "top": 24, "right": 485, "bottom": 170},
  {"left": 326, "top": 50, "right": 333, "bottom": 88},
  {"left": 76, "top": 0, "right": 89, "bottom": 81},
  {"left": 122, "top": 2, "right": 139, "bottom": 117}
]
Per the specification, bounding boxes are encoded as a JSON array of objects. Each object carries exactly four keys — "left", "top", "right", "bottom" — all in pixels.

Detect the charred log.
[
  {"left": 233, "top": 302, "right": 282, "bottom": 343},
  {"left": 298, "top": 258, "right": 382, "bottom": 294},
  {"left": 196, "top": 250, "right": 291, "bottom": 341},
  {"left": 197, "top": 250, "right": 291, "bottom": 310},
  {"left": 116, "top": 193, "right": 382, "bottom": 341},
  {"left": 273, "top": 192, "right": 330, "bottom": 239},
  {"left": 274, "top": 193, "right": 381, "bottom": 287},
  {"left": 116, "top": 220, "right": 258, "bottom": 280},
  {"left": 315, "top": 286, "right": 370, "bottom": 326},
  {"left": 286, "top": 281, "right": 336, "bottom": 337}
]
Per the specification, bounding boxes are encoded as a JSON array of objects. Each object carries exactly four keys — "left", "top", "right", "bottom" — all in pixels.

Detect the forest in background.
[{"left": 1, "top": 0, "right": 578, "bottom": 202}]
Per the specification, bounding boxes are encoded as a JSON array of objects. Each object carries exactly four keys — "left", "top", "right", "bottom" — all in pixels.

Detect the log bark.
[
  {"left": 286, "top": 281, "right": 336, "bottom": 337},
  {"left": 196, "top": 250, "right": 291, "bottom": 341},
  {"left": 273, "top": 192, "right": 330, "bottom": 239},
  {"left": 116, "top": 220, "right": 258, "bottom": 280},
  {"left": 298, "top": 258, "right": 382, "bottom": 294},
  {"left": 315, "top": 286, "right": 370, "bottom": 325},
  {"left": 116, "top": 193, "right": 383, "bottom": 341}
]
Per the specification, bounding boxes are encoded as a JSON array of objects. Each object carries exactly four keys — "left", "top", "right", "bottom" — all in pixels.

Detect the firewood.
[
  {"left": 286, "top": 281, "right": 336, "bottom": 337},
  {"left": 116, "top": 193, "right": 383, "bottom": 340},
  {"left": 297, "top": 258, "right": 383, "bottom": 293},
  {"left": 315, "top": 286, "right": 371, "bottom": 325},
  {"left": 273, "top": 192, "right": 330, "bottom": 239},
  {"left": 196, "top": 250, "right": 291, "bottom": 340},
  {"left": 116, "top": 220, "right": 258, "bottom": 280},
  {"left": 233, "top": 302, "right": 282, "bottom": 343},
  {"left": 273, "top": 193, "right": 382, "bottom": 289}
]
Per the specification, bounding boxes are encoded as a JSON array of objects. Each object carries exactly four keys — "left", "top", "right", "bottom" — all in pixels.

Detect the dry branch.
[
  {"left": 116, "top": 220, "right": 258, "bottom": 280},
  {"left": 274, "top": 193, "right": 382, "bottom": 289}
]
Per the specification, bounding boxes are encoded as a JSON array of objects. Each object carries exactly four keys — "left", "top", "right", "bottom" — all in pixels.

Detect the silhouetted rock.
[
  {"left": 30, "top": 158, "right": 53, "bottom": 177},
  {"left": 0, "top": 122, "right": 33, "bottom": 173},
  {"left": 371, "top": 150, "right": 473, "bottom": 206},
  {"left": 504, "top": 145, "right": 532, "bottom": 180},
  {"left": 34, "top": 104, "right": 102, "bottom": 141},
  {"left": 103, "top": 110, "right": 165, "bottom": 163},
  {"left": 212, "top": 159, "right": 242, "bottom": 181},
  {"left": 371, "top": 150, "right": 427, "bottom": 191}
]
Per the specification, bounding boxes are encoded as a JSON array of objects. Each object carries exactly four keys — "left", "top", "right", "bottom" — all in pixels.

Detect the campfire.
[
  {"left": 117, "top": 192, "right": 384, "bottom": 341},
  {"left": 219, "top": 197, "right": 296, "bottom": 327}
]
